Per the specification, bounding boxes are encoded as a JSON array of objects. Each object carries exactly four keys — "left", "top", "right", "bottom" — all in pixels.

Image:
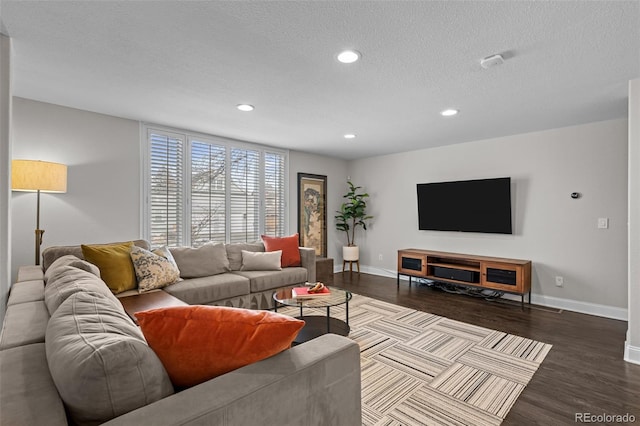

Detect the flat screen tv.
[{"left": 417, "top": 177, "right": 512, "bottom": 234}]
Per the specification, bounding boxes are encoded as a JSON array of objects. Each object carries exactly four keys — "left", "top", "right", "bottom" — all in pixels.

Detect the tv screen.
[{"left": 417, "top": 177, "right": 512, "bottom": 234}]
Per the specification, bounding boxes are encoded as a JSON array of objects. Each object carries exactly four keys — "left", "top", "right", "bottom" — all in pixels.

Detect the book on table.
[{"left": 292, "top": 286, "right": 331, "bottom": 298}]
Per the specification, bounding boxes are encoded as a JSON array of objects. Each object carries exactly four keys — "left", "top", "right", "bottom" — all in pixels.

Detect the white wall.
[
  {"left": 9, "top": 98, "right": 630, "bottom": 319},
  {"left": 626, "top": 79, "right": 640, "bottom": 363},
  {"left": 348, "top": 119, "right": 629, "bottom": 317},
  {"left": 288, "top": 151, "right": 348, "bottom": 261},
  {"left": 11, "top": 98, "right": 141, "bottom": 280},
  {"left": 0, "top": 35, "right": 12, "bottom": 321},
  {"left": 10, "top": 98, "right": 349, "bottom": 282}
]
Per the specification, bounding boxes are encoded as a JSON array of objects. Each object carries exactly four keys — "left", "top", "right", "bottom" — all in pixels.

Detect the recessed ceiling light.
[
  {"left": 236, "top": 104, "right": 254, "bottom": 112},
  {"left": 344, "top": 134, "right": 356, "bottom": 139},
  {"left": 440, "top": 109, "right": 458, "bottom": 117},
  {"left": 337, "top": 50, "right": 360, "bottom": 64}
]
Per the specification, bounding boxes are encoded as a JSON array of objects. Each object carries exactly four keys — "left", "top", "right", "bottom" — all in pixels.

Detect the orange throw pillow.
[
  {"left": 261, "top": 233, "right": 301, "bottom": 267},
  {"left": 136, "top": 306, "right": 305, "bottom": 388}
]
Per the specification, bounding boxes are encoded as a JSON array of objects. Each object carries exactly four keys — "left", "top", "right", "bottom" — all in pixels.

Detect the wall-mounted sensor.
[{"left": 571, "top": 192, "right": 581, "bottom": 199}]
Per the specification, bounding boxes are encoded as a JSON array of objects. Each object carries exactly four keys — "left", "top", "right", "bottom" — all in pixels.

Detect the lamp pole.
[{"left": 35, "top": 189, "right": 44, "bottom": 265}]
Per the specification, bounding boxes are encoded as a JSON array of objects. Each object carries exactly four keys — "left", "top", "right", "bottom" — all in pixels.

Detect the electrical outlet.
[
  {"left": 555, "top": 276, "right": 564, "bottom": 287},
  {"left": 378, "top": 254, "right": 383, "bottom": 261},
  {"left": 598, "top": 218, "right": 609, "bottom": 229}
]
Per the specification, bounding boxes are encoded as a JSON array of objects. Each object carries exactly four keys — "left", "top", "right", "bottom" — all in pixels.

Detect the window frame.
[{"left": 141, "top": 123, "right": 289, "bottom": 247}]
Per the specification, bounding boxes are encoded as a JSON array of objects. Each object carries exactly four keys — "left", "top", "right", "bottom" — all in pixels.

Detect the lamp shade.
[{"left": 11, "top": 160, "right": 67, "bottom": 193}]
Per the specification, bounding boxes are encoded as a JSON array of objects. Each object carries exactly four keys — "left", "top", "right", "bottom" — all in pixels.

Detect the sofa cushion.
[
  {"left": 46, "top": 291, "right": 174, "bottom": 426},
  {"left": 262, "top": 234, "right": 301, "bottom": 267},
  {"left": 232, "top": 267, "right": 309, "bottom": 293},
  {"left": 42, "top": 239, "right": 150, "bottom": 271},
  {"left": 130, "top": 246, "right": 180, "bottom": 292},
  {"left": 136, "top": 305, "right": 305, "bottom": 388},
  {"left": 81, "top": 241, "right": 137, "bottom": 294},
  {"left": 240, "top": 250, "right": 282, "bottom": 271},
  {"left": 163, "top": 273, "right": 250, "bottom": 305},
  {"left": 44, "top": 265, "right": 120, "bottom": 315},
  {"left": 44, "top": 254, "right": 100, "bottom": 283},
  {"left": 169, "top": 242, "right": 230, "bottom": 278},
  {"left": 0, "top": 301, "right": 49, "bottom": 350},
  {"left": 16, "top": 265, "right": 44, "bottom": 282},
  {"left": 0, "top": 343, "right": 67, "bottom": 426},
  {"left": 7, "top": 280, "right": 44, "bottom": 306},
  {"left": 225, "top": 242, "right": 264, "bottom": 271}
]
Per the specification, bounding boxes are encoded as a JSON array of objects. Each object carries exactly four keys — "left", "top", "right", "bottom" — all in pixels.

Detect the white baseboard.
[
  {"left": 502, "top": 293, "right": 627, "bottom": 321},
  {"left": 333, "top": 264, "right": 628, "bottom": 321},
  {"left": 624, "top": 342, "right": 640, "bottom": 365}
]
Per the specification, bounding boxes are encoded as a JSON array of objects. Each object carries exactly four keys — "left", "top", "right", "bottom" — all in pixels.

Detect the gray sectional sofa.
[
  {"left": 42, "top": 240, "right": 317, "bottom": 310},
  {"left": 0, "top": 240, "right": 361, "bottom": 425}
]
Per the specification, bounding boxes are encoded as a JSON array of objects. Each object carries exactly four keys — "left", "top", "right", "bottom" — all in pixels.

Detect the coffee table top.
[{"left": 273, "top": 286, "right": 352, "bottom": 308}]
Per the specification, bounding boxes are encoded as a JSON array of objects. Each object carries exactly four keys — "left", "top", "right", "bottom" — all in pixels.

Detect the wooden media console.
[{"left": 397, "top": 249, "right": 532, "bottom": 307}]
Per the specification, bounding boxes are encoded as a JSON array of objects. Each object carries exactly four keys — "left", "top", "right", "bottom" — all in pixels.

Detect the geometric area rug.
[{"left": 279, "top": 293, "right": 552, "bottom": 426}]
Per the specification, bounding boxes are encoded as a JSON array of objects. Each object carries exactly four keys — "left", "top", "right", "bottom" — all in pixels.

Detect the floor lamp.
[{"left": 11, "top": 160, "right": 67, "bottom": 266}]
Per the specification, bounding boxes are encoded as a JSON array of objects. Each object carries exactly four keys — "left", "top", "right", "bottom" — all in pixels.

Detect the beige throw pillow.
[
  {"left": 130, "top": 246, "right": 180, "bottom": 293},
  {"left": 169, "top": 243, "right": 230, "bottom": 278},
  {"left": 225, "top": 242, "right": 265, "bottom": 271},
  {"left": 240, "top": 250, "right": 282, "bottom": 271}
]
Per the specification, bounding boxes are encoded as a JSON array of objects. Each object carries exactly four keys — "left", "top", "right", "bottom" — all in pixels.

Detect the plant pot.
[{"left": 343, "top": 246, "right": 359, "bottom": 261}]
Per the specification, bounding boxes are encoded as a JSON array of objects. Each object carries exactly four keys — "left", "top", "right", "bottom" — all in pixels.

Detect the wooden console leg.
[
  {"left": 356, "top": 260, "right": 360, "bottom": 273},
  {"left": 342, "top": 260, "right": 346, "bottom": 272}
]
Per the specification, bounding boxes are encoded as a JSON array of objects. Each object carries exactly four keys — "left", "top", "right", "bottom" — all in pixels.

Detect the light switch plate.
[{"left": 597, "top": 218, "right": 609, "bottom": 229}]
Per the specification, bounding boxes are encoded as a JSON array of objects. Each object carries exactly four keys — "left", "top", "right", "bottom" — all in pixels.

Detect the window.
[
  {"left": 144, "top": 126, "right": 288, "bottom": 247},
  {"left": 264, "top": 151, "right": 286, "bottom": 236},
  {"left": 149, "top": 131, "right": 184, "bottom": 247}
]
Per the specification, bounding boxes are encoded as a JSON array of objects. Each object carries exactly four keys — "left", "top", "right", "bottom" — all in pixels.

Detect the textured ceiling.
[{"left": 1, "top": 1, "right": 639, "bottom": 160}]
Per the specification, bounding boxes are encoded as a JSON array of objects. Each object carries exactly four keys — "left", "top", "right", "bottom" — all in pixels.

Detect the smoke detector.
[{"left": 480, "top": 54, "right": 504, "bottom": 69}]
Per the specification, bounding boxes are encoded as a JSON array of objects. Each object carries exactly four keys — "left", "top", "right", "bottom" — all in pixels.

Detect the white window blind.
[
  {"left": 229, "top": 148, "right": 260, "bottom": 243},
  {"left": 191, "top": 140, "right": 226, "bottom": 246},
  {"left": 144, "top": 126, "right": 287, "bottom": 247},
  {"left": 149, "top": 132, "right": 184, "bottom": 247},
  {"left": 264, "top": 151, "right": 286, "bottom": 236}
]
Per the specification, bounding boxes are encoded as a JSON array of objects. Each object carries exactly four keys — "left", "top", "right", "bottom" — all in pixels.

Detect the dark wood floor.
[{"left": 332, "top": 272, "right": 640, "bottom": 425}]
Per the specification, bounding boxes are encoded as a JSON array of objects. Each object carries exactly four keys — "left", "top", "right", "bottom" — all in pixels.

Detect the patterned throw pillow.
[{"left": 130, "top": 246, "right": 180, "bottom": 293}]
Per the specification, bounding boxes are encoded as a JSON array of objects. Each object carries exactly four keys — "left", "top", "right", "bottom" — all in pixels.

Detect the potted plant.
[{"left": 335, "top": 181, "right": 373, "bottom": 262}]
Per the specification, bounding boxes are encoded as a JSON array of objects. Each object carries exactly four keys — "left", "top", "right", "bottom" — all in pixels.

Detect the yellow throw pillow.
[{"left": 81, "top": 241, "right": 136, "bottom": 294}]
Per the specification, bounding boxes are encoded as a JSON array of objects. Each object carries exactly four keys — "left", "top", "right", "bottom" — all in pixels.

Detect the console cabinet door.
[
  {"left": 397, "top": 252, "right": 427, "bottom": 277},
  {"left": 481, "top": 262, "right": 523, "bottom": 292}
]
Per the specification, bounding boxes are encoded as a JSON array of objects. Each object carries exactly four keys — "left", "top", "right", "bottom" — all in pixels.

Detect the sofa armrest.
[
  {"left": 16, "top": 265, "right": 44, "bottom": 282},
  {"left": 102, "top": 334, "right": 361, "bottom": 426},
  {"left": 299, "top": 247, "right": 316, "bottom": 282}
]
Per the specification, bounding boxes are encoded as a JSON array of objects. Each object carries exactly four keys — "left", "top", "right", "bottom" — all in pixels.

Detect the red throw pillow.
[
  {"left": 261, "top": 233, "right": 301, "bottom": 267},
  {"left": 136, "top": 306, "right": 305, "bottom": 388}
]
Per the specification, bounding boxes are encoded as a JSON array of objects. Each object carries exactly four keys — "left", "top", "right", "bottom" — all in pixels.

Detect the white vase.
[{"left": 343, "top": 246, "right": 359, "bottom": 261}]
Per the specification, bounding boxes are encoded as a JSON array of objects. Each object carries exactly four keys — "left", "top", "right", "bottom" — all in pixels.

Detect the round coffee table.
[{"left": 273, "top": 286, "right": 352, "bottom": 344}]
